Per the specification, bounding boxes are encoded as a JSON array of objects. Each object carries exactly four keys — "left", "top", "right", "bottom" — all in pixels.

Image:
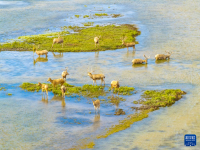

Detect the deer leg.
[
  {"left": 46, "top": 89, "right": 48, "bottom": 96},
  {"left": 95, "top": 80, "right": 97, "bottom": 85},
  {"left": 52, "top": 43, "right": 54, "bottom": 48},
  {"left": 127, "top": 47, "right": 129, "bottom": 51}
]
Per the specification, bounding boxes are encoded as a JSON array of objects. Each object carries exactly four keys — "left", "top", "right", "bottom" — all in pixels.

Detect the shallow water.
[{"left": 1, "top": 0, "right": 200, "bottom": 149}]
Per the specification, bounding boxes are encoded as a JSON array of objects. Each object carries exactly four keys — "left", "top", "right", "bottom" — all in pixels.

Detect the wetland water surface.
[{"left": 1, "top": 0, "right": 200, "bottom": 149}]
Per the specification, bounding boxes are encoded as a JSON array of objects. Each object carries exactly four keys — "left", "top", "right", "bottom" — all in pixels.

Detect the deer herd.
[{"left": 34, "top": 34, "right": 173, "bottom": 113}]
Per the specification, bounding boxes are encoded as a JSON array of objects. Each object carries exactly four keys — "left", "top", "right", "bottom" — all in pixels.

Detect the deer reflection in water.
[
  {"left": 52, "top": 52, "right": 63, "bottom": 59},
  {"left": 110, "top": 95, "right": 120, "bottom": 109},
  {"left": 95, "top": 51, "right": 99, "bottom": 58},
  {"left": 50, "top": 95, "right": 66, "bottom": 107},
  {"left": 92, "top": 114, "right": 100, "bottom": 131},
  {"left": 41, "top": 95, "right": 48, "bottom": 104},
  {"left": 33, "top": 56, "right": 48, "bottom": 65},
  {"left": 125, "top": 49, "right": 135, "bottom": 58}
]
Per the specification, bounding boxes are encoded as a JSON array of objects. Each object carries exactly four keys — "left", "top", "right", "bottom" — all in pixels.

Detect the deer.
[
  {"left": 132, "top": 55, "right": 150, "bottom": 64},
  {"left": 87, "top": 68, "right": 105, "bottom": 86},
  {"left": 52, "top": 35, "right": 64, "bottom": 48},
  {"left": 38, "top": 82, "right": 48, "bottom": 96},
  {"left": 94, "top": 36, "right": 101, "bottom": 48},
  {"left": 61, "top": 85, "right": 66, "bottom": 98},
  {"left": 47, "top": 78, "right": 65, "bottom": 89},
  {"left": 62, "top": 67, "right": 69, "bottom": 81},
  {"left": 111, "top": 80, "right": 120, "bottom": 92},
  {"left": 33, "top": 45, "right": 48, "bottom": 57},
  {"left": 93, "top": 99, "right": 100, "bottom": 113},
  {"left": 121, "top": 36, "right": 135, "bottom": 50},
  {"left": 155, "top": 51, "right": 172, "bottom": 60}
]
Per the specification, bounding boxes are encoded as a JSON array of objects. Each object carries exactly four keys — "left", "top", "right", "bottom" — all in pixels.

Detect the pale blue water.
[{"left": 1, "top": 0, "right": 200, "bottom": 149}]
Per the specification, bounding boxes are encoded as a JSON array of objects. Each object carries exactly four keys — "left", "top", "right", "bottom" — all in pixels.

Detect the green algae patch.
[
  {"left": 0, "top": 24, "right": 140, "bottom": 52},
  {"left": 19, "top": 83, "right": 107, "bottom": 98},
  {"left": 106, "top": 95, "right": 126, "bottom": 106},
  {"left": 0, "top": 87, "right": 6, "bottom": 91},
  {"left": 7, "top": 93, "right": 12, "bottom": 96},
  {"left": 70, "top": 140, "right": 95, "bottom": 150},
  {"left": 111, "top": 86, "right": 135, "bottom": 95},
  {"left": 94, "top": 13, "right": 108, "bottom": 17},
  {"left": 141, "top": 89, "right": 186, "bottom": 108},
  {"left": 97, "top": 109, "right": 150, "bottom": 139}
]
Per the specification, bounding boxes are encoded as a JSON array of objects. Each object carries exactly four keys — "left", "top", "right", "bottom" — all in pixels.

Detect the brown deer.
[
  {"left": 52, "top": 35, "right": 64, "bottom": 48},
  {"left": 61, "top": 85, "right": 66, "bottom": 98},
  {"left": 38, "top": 82, "right": 48, "bottom": 96},
  {"left": 87, "top": 68, "right": 105, "bottom": 85},
  {"left": 34, "top": 45, "right": 48, "bottom": 57},
  {"left": 155, "top": 51, "right": 172, "bottom": 60},
  {"left": 94, "top": 36, "right": 101, "bottom": 48},
  {"left": 121, "top": 36, "right": 135, "bottom": 50},
  {"left": 111, "top": 80, "right": 120, "bottom": 92},
  {"left": 93, "top": 99, "right": 100, "bottom": 113},
  {"left": 62, "top": 67, "right": 69, "bottom": 81},
  {"left": 47, "top": 78, "right": 65, "bottom": 88},
  {"left": 132, "top": 55, "right": 150, "bottom": 64}
]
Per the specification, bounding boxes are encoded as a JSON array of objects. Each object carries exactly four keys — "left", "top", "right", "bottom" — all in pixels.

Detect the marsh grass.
[
  {"left": 0, "top": 24, "right": 140, "bottom": 52},
  {"left": 110, "top": 86, "right": 135, "bottom": 95},
  {"left": 141, "top": 89, "right": 186, "bottom": 108}
]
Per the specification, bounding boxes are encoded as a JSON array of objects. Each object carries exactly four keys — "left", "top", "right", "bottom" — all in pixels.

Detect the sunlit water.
[{"left": 1, "top": 0, "right": 200, "bottom": 149}]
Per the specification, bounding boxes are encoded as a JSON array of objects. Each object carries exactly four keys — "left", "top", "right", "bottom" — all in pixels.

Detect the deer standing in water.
[
  {"left": 121, "top": 36, "right": 135, "bottom": 50},
  {"left": 87, "top": 68, "right": 105, "bottom": 85},
  {"left": 132, "top": 55, "right": 150, "bottom": 64},
  {"left": 93, "top": 99, "right": 100, "bottom": 113},
  {"left": 155, "top": 51, "right": 172, "bottom": 60}
]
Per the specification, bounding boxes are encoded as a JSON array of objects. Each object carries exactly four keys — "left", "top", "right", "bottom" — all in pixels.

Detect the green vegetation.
[
  {"left": 112, "top": 14, "right": 122, "bottom": 18},
  {"left": 91, "top": 89, "right": 186, "bottom": 147},
  {"left": 82, "top": 22, "right": 94, "bottom": 26},
  {"left": 83, "top": 15, "right": 90, "bottom": 18},
  {"left": 106, "top": 95, "right": 126, "bottom": 106},
  {"left": 20, "top": 83, "right": 107, "bottom": 98},
  {"left": 74, "top": 15, "right": 80, "bottom": 18},
  {"left": 111, "top": 86, "right": 135, "bottom": 95},
  {"left": 141, "top": 89, "right": 186, "bottom": 108},
  {"left": 94, "top": 13, "right": 108, "bottom": 17},
  {"left": 19, "top": 82, "right": 186, "bottom": 149},
  {"left": 133, "top": 101, "right": 139, "bottom": 104},
  {"left": 7, "top": 93, "right": 12, "bottom": 96},
  {"left": 0, "top": 87, "right": 6, "bottom": 91},
  {"left": 20, "top": 82, "right": 136, "bottom": 98},
  {"left": 97, "top": 109, "right": 150, "bottom": 139},
  {"left": 0, "top": 24, "right": 140, "bottom": 52}
]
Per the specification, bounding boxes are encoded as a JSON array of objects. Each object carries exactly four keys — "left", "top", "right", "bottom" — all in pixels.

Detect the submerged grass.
[
  {"left": 0, "top": 24, "right": 140, "bottom": 52},
  {"left": 20, "top": 82, "right": 135, "bottom": 98},
  {"left": 20, "top": 83, "right": 106, "bottom": 98},
  {"left": 78, "top": 89, "right": 186, "bottom": 149}
]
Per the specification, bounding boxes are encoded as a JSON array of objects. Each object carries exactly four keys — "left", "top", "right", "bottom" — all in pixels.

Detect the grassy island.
[
  {"left": 0, "top": 24, "right": 140, "bottom": 52},
  {"left": 19, "top": 82, "right": 135, "bottom": 98}
]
